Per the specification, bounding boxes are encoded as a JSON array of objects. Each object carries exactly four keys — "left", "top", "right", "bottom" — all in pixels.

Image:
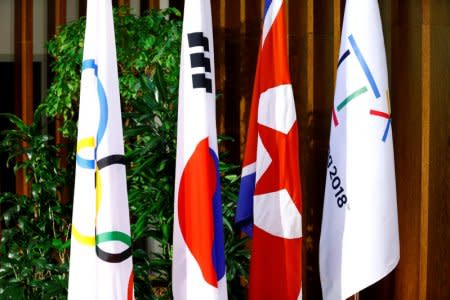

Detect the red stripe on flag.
[
  {"left": 249, "top": 226, "right": 302, "bottom": 300},
  {"left": 127, "top": 271, "right": 134, "bottom": 300},
  {"left": 332, "top": 107, "right": 339, "bottom": 126},
  {"left": 178, "top": 138, "right": 218, "bottom": 287},
  {"left": 370, "top": 109, "right": 390, "bottom": 119}
]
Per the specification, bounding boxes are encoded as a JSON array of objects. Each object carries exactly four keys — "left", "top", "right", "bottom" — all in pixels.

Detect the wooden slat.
[
  {"left": 333, "top": 0, "right": 342, "bottom": 83},
  {"left": 141, "top": 0, "right": 159, "bottom": 11},
  {"left": 14, "top": 0, "right": 33, "bottom": 196},
  {"left": 420, "top": 0, "right": 430, "bottom": 299},
  {"left": 48, "top": 0, "right": 67, "bottom": 36},
  {"left": 14, "top": 0, "right": 33, "bottom": 125},
  {"left": 390, "top": 0, "right": 423, "bottom": 298},
  {"left": 426, "top": 0, "right": 450, "bottom": 298},
  {"left": 151, "top": 0, "right": 159, "bottom": 9},
  {"left": 115, "top": 0, "right": 130, "bottom": 7}
]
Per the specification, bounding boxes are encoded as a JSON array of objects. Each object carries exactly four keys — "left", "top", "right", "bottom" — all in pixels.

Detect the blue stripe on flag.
[
  {"left": 264, "top": 0, "right": 273, "bottom": 18},
  {"left": 82, "top": 59, "right": 98, "bottom": 76},
  {"left": 348, "top": 34, "right": 381, "bottom": 99},
  {"left": 337, "top": 49, "right": 351, "bottom": 68},
  {"left": 81, "top": 59, "right": 109, "bottom": 153},
  {"left": 96, "top": 78, "right": 109, "bottom": 148},
  {"left": 236, "top": 172, "right": 256, "bottom": 238},
  {"left": 76, "top": 154, "right": 95, "bottom": 169},
  {"left": 382, "top": 118, "right": 391, "bottom": 142},
  {"left": 209, "top": 149, "right": 226, "bottom": 281}
]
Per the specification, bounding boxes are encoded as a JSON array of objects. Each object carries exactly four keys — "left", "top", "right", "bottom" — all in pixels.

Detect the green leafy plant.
[
  {"left": 0, "top": 108, "right": 72, "bottom": 299},
  {"left": 0, "top": 7, "right": 248, "bottom": 299}
]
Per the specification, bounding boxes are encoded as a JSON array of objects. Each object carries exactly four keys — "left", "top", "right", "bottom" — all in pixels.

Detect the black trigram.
[{"left": 188, "top": 32, "right": 212, "bottom": 93}]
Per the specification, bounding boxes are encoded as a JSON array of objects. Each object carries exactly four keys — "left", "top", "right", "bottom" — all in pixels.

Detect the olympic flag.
[
  {"left": 319, "top": 0, "right": 400, "bottom": 299},
  {"left": 172, "top": 0, "right": 227, "bottom": 299},
  {"left": 235, "top": 0, "right": 303, "bottom": 299},
  {"left": 68, "top": 1, "right": 134, "bottom": 299}
]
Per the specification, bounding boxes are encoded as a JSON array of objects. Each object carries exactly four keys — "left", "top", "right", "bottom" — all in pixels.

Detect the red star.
[{"left": 254, "top": 122, "right": 302, "bottom": 213}]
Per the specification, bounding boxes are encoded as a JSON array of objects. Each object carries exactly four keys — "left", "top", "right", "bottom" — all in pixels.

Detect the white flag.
[
  {"left": 172, "top": 0, "right": 227, "bottom": 299},
  {"left": 68, "top": 1, "right": 134, "bottom": 299},
  {"left": 319, "top": 0, "right": 400, "bottom": 299}
]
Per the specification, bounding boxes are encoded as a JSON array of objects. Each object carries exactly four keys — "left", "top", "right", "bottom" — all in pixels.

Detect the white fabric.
[
  {"left": 241, "top": 162, "right": 256, "bottom": 177},
  {"left": 319, "top": 0, "right": 400, "bottom": 299},
  {"left": 258, "top": 84, "right": 296, "bottom": 134},
  {"left": 255, "top": 135, "right": 272, "bottom": 183},
  {"left": 254, "top": 189, "right": 302, "bottom": 239}
]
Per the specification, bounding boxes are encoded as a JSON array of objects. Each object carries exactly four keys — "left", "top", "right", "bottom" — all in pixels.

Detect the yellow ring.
[
  {"left": 72, "top": 225, "right": 95, "bottom": 247},
  {"left": 77, "top": 136, "right": 95, "bottom": 153}
]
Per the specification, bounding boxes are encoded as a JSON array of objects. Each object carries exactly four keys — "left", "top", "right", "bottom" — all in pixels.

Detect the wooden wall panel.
[
  {"left": 211, "top": 0, "right": 225, "bottom": 144},
  {"left": 427, "top": 0, "right": 450, "bottom": 298},
  {"left": 48, "top": 0, "right": 67, "bottom": 36},
  {"left": 420, "top": 2, "right": 430, "bottom": 298},
  {"left": 390, "top": 0, "right": 424, "bottom": 298},
  {"left": 220, "top": 0, "right": 241, "bottom": 161},
  {"left": 212, "top": 0, "right": 261, "bottom": 162},
  {"left": 117, "top": 0, "right": 130, "bottom": 6}
]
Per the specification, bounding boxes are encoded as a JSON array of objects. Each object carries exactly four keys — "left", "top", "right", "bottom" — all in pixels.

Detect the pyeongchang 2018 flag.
[
  {"left": 319, "top": 0, "right": 400, "bottom": 299},
  {"left": 68, "top": 0, "right": 134, "bottom": 299},
  {"left": 235, "top": 0, "right": 303, "bottom": 299},
  {"left": 172, "top": 0, "right": 227, "bottom": 299}
]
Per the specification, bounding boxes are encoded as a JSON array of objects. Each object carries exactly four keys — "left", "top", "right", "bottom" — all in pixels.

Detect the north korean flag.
[{"left": 236, "top": 0, "right": 303, "bottom": 299}]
